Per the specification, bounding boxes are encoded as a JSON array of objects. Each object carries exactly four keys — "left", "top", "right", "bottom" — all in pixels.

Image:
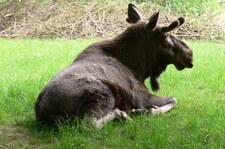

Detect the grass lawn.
[{"left": 0, "top": 38, "right": 224, "bottom": 148}]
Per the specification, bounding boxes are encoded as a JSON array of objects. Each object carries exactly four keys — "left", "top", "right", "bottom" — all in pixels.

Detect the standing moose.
[{"left": 35, "top": 4, "right": 193, "bottom": 128}]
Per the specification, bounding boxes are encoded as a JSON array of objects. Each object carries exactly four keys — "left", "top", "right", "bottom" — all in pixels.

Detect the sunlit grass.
[{"left": 0, "top": 39, "right": 224, "bottom": 148}]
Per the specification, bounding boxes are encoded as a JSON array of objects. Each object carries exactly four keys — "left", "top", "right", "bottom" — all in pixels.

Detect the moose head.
[{"left": 125, "top": 4, "right": 193, "bottom": 91}]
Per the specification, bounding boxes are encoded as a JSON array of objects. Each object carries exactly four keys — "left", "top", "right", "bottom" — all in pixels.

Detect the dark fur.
[{"left": 35, "top": 4, "right": 193, "bottom": 125}]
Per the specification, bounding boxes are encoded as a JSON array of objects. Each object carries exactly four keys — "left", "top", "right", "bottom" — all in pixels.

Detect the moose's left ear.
[
  {"left": 126, "top": 3, "right": 142, "bottom": 23},
  {"left": 146, "top": 12, "right": 160, "bottom": 31}
]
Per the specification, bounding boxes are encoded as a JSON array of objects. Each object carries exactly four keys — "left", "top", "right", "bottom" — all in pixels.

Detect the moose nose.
[{"left": 188, "top": 63, "right": 193, "bottom": 68}]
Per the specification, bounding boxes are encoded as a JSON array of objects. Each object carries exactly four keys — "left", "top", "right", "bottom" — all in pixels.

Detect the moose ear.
[
  {"left": 127, "top": 3, "right": 142, "bottom": 23},
  {"left": 177, "top": 17, "right": 185, "bottom": 26},
  {"left": 146, "top": 12, "right": 159, "bottom": 31},
  {"left": 160, "top": 17, "right": 185, "bottom": 33}
]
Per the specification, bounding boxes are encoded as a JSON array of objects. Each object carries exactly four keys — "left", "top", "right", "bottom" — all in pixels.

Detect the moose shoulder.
[{"left": 35, "top": 3, "right": 193, "bottom": 128}]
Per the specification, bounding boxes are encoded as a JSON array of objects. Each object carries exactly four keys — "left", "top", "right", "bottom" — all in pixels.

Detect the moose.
[{"left": 35, "top": 4, "right": 193, "bottom": 128}]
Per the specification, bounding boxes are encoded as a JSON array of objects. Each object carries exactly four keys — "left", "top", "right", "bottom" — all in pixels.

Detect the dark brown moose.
[{"left": 35, "top": 4, "right": 193, "bottom": 128}]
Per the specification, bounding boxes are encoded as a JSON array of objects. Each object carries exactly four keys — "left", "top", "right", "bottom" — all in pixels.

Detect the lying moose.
[{"left": 35, "top": 4, "right": 193, "bottom": 128}]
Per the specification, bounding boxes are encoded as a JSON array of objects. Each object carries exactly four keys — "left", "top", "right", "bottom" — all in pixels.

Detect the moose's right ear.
[
  {"left": 126, "top": 3, "right": 142, "bottom": 24},
  {"left": 146, "top": 12, "right": 160, "bottom": 31}
]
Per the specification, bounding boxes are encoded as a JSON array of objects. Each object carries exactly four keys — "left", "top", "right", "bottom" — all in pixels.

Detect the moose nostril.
[{"left": 189, "top": 63, "right": 193, "bottom": 68}]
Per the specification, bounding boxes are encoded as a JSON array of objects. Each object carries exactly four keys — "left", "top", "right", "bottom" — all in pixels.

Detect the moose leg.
[
  {"left": 148, "top": 96, "right": 177, "bottom": 115},
  {"left": 130, "top": 95, "right": 177, "bottom": 115},
  {"left": 150, "top": 101, "right": 176, "bottom": 114},
  {"left": 80, "top": 88, "right": 132, "bottom": 129},
  {"left": 85, "top": 109, "right": 132, "bottom": 129}
]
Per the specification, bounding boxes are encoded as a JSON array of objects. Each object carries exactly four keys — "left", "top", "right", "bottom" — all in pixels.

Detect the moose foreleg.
[
  {"left": 130, "top": 95, "right": 177, "bottom": 116},
  {"left": 129, "top": 100, "right": 176, "bottom": 116},
  {"left": 150, "top": 99, "right": 177, "bottom": 115}
]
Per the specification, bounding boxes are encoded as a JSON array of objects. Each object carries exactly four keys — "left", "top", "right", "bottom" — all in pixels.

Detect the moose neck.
[{"left": 104, "top": 29, "right": 156, "bottom": 82}]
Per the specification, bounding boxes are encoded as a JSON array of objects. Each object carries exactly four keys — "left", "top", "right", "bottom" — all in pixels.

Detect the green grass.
[{"left": 0, "top": 38, "right": 224, "bottom": 148}]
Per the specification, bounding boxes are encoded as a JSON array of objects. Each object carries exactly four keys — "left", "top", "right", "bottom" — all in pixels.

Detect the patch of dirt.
[{"left": 0, "top": 125, "right": 48, "bottom": 148}]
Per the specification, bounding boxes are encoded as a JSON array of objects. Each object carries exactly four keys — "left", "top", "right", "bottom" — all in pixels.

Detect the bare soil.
[{"left": 0, "top": 125, "right": 49, "bottom": 148}]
